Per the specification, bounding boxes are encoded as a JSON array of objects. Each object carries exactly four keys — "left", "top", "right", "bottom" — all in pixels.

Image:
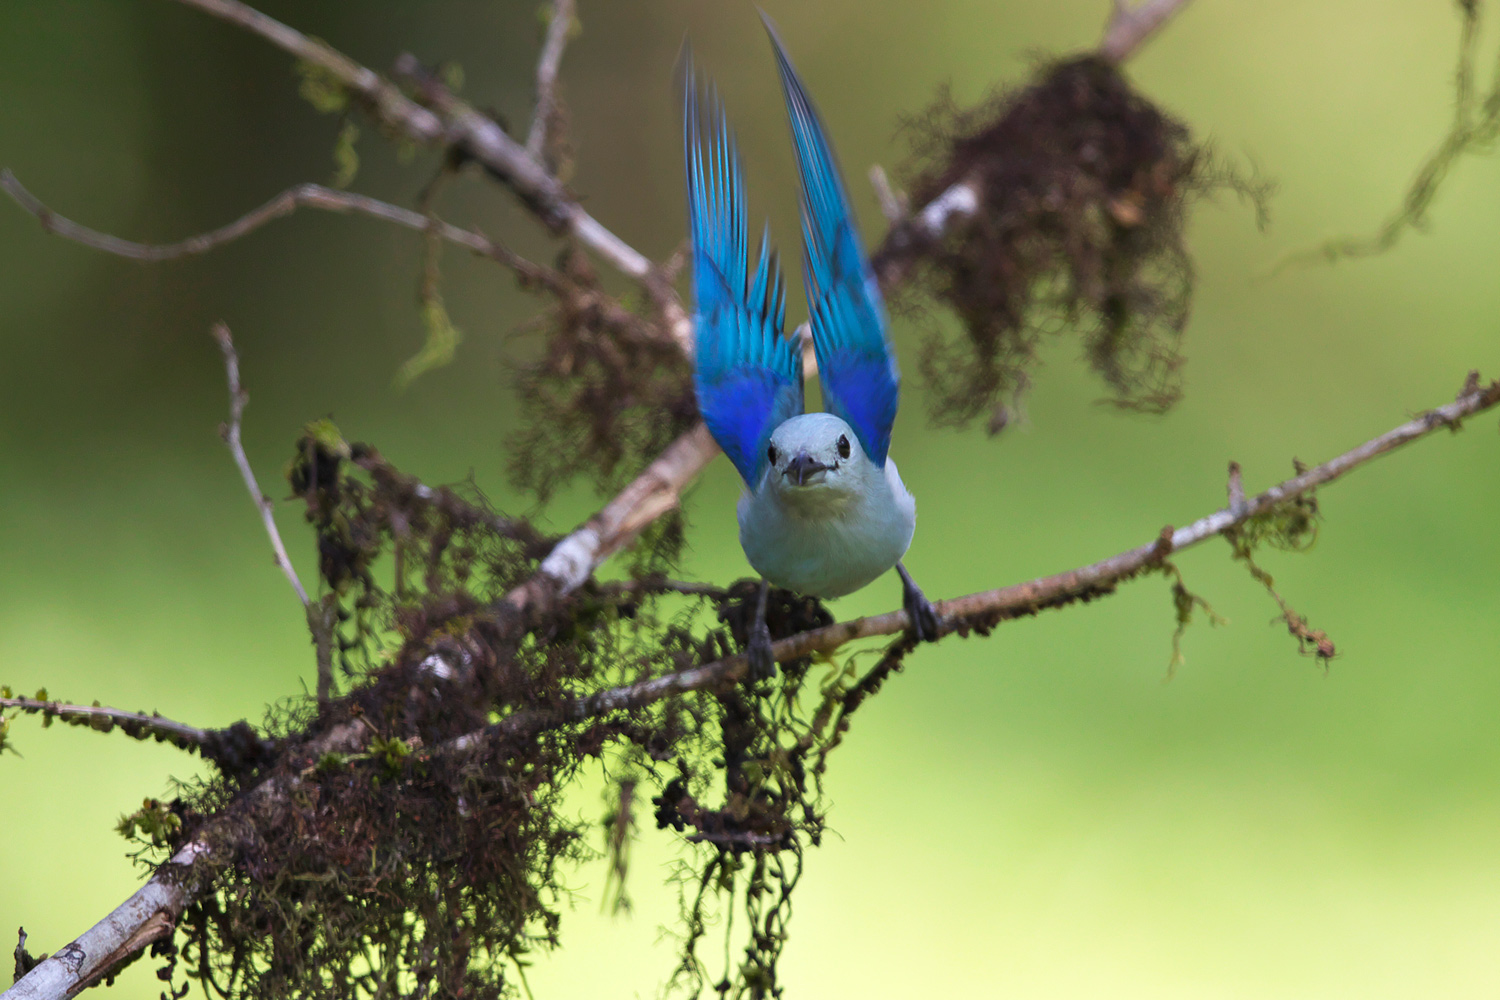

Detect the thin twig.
[
  {"left": 601, "top": 577, "right": 730, "bottom": 600},
  {"left": 1099, "top": 0, "right": 1194, "bottom": 62},
  {"left": 212, "top": 323, "right": 310, "bottom": 611},
  {"left": 445, "top": 373, "right": 1500, "bottom": 750},
  {"left": 867, "top": 164, "right": 906, "bottom": 224},
  {"left": 213, "top": 324, "right": 345, "bottom": 705},
  {"left": 526, "top": 0, "right": 577, "bottom": 161},
  {"left": 1, "top": 172, "right": 539, "bottom": 273},
  {"left": 0, "top": 696, "right": 209, "bottom": 748}
]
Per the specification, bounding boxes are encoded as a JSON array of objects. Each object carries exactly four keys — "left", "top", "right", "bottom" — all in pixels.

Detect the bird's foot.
[
  {"left": 746, "top": 577, "right": 777, "bottom": 681},
  {"left": 747, "top": 616, "right": 777, "bottom": 681},
  {"left": 897, "top": 562, "right": 940, "bottom": 643}
]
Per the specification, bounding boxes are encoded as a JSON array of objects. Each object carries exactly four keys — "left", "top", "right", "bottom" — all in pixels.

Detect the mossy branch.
[
  {"left": 0, "top": 693, "right": 209, "bottom": 751},
  {"left": 445, "top": 372, "right": 1500, "bottom": 754}
]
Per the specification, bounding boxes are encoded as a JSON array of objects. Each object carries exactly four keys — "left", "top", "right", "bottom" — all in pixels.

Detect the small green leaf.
[
  {"left": 296, "top": 56, "right": 349, "bottom": 114},
  {"left": 332, "top": 120, "right": 360, "bottom": 189},
  {"left": 117, "top": 798, "right": 181, "bottom": 848},
  {"left": 394, "top": 293, "right": 462, "bottom": 389},
  {"left": 302, "top": 419, "right": 351, "bottom": 458}
]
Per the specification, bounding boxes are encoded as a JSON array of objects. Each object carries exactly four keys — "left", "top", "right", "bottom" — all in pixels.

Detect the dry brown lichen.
[
  {"left": 883, "top": 55, "right": 1269, "bottom": 431},
  {"left": 509, "top": 245, "right": 699, "bottom": 500}
]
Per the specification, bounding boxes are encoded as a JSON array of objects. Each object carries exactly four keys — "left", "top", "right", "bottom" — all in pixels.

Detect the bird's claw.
[
  {"left": 905, "top": 588, "right": 940, "bottom": 643},
  {"left": 747, "top": 617, "right": 777, "bottom": 680},
  {"left": 896, "top": 564, "right": 940, "bottom": 644}
]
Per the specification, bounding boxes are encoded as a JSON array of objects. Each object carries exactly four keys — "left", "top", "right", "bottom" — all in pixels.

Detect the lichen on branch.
[{"left": 888, "top": 55, "right": 1270, "bottom": 431}]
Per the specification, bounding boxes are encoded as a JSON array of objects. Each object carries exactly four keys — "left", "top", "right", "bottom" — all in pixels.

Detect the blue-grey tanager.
[{"left": 683, "top": 20, "right": 939, "bottom": 676}]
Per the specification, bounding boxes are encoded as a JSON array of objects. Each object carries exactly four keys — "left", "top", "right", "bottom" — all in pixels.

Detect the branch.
[
  {"left": 3, "top": 170, "right": 668, "bottom": 360},
  {"left": 1, "top": 714, "right": 367, "bottom": 1000},
  {"left": 526, "top": 0, "right": 577, "bottom": 161},
  {"left": 1, "top": 843, "right": 204, "bottom": 1000},
  {"left": 506, "top": 423, "right": 720, "bottom": 614},
  {"left": 450, "top": 373, "right": 1500, "bottom": 748},
  {"left": 0, "top": 696, "right": 209, "bottom": 748},
  {"left": 1, "top": 172, "right": 546, "bottom": 275},
  {"left": 1099, "top": 0, "right": 1194, "bottom": 63},
  {"left": 165, "top": 1, "right": 656, "bottom": 272},
  {"left": 213, "top": 324, "right": 310, "bottom": 610}
]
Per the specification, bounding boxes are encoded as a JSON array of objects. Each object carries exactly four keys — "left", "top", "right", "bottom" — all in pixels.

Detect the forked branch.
[
  {"left": 527, "top": 0, "right": 578, "bottom": 160},
  {"left": 1, "top": 172, "right": 548, "bottom": 276}
]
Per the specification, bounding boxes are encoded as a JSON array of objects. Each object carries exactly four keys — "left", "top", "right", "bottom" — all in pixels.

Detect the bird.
[{"left": 683, "top": 18, "right": 939, "bottom": 678}]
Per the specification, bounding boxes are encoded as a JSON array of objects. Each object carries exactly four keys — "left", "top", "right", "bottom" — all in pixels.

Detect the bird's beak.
[{"left": 784, "top": 451, "right": 830, "bottom": 486}]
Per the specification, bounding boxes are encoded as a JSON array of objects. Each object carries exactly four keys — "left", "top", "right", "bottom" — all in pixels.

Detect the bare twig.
[
  {"left": 600, "top": 577, "right": 729, "bottom": 600},
  {"left": 212, "top": 324, "right": 310, "bottom": 609},
  {"left": 3, "top": 170, "right": 673, "bottom": 359},
  {"left": 1, "top": 172, "right": 536, "bottom": 273},
  {"left": 214, "top": 325, "right": 345, "bottom": 704},
  {"left": 1099, "top": 0, "right": 1194, "bottom": 62},
  {"left": 0, "top": 696, "right": 208, "bottom": 748},
  {"left": 868, "top": 164, "right": 906, "bottom": 224},
  {"left": 526, "top": 0, "right": 577, "bottom": 161},
  {"left": 1226, "top": 460, "right": 1247, "bottom": 515}
]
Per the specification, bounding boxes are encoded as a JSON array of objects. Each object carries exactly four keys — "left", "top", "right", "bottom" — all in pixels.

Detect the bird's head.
[{"left": 762, "top": 412, "right": 868, "bottom": 508}]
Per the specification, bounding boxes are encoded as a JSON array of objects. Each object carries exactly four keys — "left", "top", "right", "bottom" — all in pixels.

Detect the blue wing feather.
[
  {"left": 684, "top": 58, "right": 803, "bottom": 485},
  {"left": 763, "top": 17, "right": 899, "bottom": 467}
]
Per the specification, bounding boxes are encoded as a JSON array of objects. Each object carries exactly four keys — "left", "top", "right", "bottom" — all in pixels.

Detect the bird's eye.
[
  {"left": 766, "top": 444, "right": 778, "bottom": 466},
  {"left": 837, "top": 434, "right": 850, "bottom": 459}
]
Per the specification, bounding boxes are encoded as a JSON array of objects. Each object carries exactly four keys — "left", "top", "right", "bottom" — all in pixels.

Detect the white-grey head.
[{"left": 761, "top": 412, "right": 872, "bottom": 508}]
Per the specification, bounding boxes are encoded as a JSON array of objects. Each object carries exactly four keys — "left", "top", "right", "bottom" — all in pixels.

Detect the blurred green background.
[{"left": 2, "top": 1, "right": 1498, "bottom": 996}]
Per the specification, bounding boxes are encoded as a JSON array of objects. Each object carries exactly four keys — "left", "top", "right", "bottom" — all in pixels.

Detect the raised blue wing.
[
  {"left": 684, "top": 59, "right": 803, "bottom": 485},
  {"left": 764, "top": 18, "right": 899, "bottom": 467}
]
